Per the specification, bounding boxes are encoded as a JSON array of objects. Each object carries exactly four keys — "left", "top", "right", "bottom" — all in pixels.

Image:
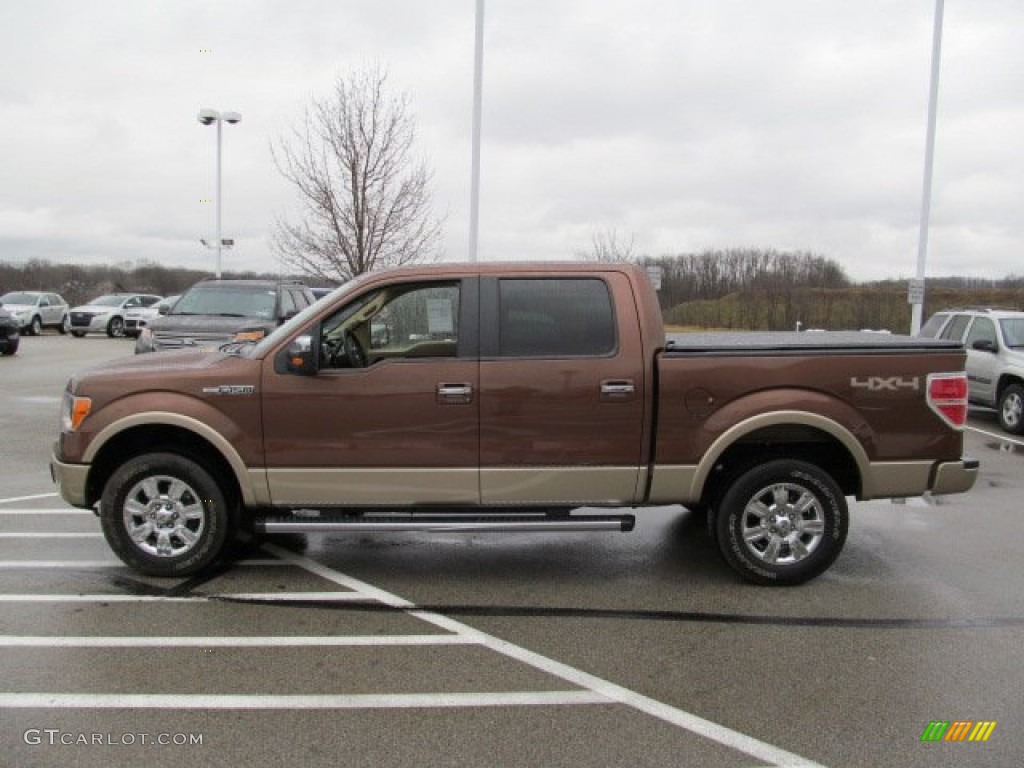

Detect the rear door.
[{"left": 478, "top": 273, "right": 646, "bottom": 505}]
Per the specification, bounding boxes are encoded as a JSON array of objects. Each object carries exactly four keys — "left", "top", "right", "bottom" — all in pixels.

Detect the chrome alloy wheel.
[
  {"left": 739, "top": 482, "right": 826, "bottom": 565},
  {"left": 1001, "top": 390, "right": 1023, "bottom": 431},
  {"left": 122, "top": 475, "right": 207, "bottom": 558}
]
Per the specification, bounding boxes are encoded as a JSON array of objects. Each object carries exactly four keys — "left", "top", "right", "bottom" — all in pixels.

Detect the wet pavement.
[{"left": 1, "top": 334, "right": 1021, "bottom": 767}]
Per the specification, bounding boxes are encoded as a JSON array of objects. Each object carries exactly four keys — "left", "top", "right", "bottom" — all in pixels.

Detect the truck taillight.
[{"left": 927, "top": 372, "right": 968, "bottom": 429}]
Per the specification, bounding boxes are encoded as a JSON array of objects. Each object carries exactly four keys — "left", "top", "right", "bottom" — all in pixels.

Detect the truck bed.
[{"left": 665, "top": 331, "right": 962, "bottom": 356}]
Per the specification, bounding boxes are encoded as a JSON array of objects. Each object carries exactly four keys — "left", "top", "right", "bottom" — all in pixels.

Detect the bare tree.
[
  {"left": 271, "top": 65, "right": 443, "bottom": 282},
  {"left": 574, "top": 228, "right": 637, "bottom": 262}
]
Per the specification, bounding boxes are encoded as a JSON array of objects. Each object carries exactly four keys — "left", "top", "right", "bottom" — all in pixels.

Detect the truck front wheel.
[
  {"left": 716, "top": 459, "right": 847, "bottom": 586},
  {"left": 100, "top": 453, "right": 229, "bottom": 576}
]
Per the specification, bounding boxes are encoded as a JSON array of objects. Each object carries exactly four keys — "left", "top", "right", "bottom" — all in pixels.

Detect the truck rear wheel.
[
  {"left": 100, "top": 453, "right": 229, "bottom": 576},
  {"left": 716, "top": 459, "right": 847, "bottom": 585}
]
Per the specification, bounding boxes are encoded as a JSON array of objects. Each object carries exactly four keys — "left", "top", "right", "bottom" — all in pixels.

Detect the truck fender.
[
  {"left": 689, "top": 409, "right": 871, "bottom": 503},
  {"left": 83, "top": 410, "right": 267, "bottom": 507}
]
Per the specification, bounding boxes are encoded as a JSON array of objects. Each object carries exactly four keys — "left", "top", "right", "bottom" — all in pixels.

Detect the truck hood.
[
  {"left": 69, "top": 349, "right": 258, "bottom": 396},
  {"left": 149, "top": 314, "right": 273, "bottom": 334}
]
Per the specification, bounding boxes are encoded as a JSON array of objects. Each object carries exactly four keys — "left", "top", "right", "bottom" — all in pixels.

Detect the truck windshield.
[{"left": 173, "top": 287, "right": 277, "bottom": 320}]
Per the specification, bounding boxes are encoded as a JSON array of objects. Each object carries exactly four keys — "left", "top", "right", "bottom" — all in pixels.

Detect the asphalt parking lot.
[{"left": 1, "top": 333, "right": 1022, "bottom": 767}]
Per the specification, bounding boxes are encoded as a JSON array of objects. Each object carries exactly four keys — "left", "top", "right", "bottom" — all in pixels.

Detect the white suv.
[{"left": 920, "top": 308, "right": 1024, "bottom": 434}]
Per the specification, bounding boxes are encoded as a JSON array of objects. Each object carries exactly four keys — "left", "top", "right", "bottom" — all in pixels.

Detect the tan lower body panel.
[
  {"left": 649, "top": 461, "right": 942, "bottom": 504},
  {"left": 647, "top": 465, "right": 700, "bottom": 505},
  {"left": 860, "top": 461, "right": 934, "bottom": 499},
  {"left": 480, "top": 467, "right": 641, "bottom": 505},
  {"left": 265, "top": 468, "right": 479, "bottom": 506}
]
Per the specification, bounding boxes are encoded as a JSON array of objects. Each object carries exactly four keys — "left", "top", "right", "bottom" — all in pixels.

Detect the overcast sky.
[{"left": 1, "top": 0, "right": 1021, "bottom": 282}]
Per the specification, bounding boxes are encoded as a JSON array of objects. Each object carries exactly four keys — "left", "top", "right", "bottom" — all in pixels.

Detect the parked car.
[
  {"left": 920, "top": 307, "right": 1024, "bottom": 434},
  {"left": 68, "top": 293, "right": 163, "bottom": 338},
  {"left": 0, "top": 304, "right": 20, "bottom": 355},
  {"left": 135, "top": 279, "right": 314, "bottom": 353},
  {"left": 124, "top": 295, "right": 180, "bottom": 339},
  {"left": 0, "top": 291, "right": 70, "bottom": 335}
]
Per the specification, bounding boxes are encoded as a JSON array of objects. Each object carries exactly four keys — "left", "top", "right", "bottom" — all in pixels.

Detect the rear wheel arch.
[{"left": 694, "top": 413, "right": 866, "bottom": 508}]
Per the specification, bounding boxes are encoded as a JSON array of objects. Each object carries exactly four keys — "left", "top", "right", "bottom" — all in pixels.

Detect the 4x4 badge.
[{"left": 851, "top": 376, "right": 920, "bottom": 392}]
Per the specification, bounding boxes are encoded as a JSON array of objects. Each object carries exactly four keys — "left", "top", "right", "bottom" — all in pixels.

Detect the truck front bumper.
[
  {"left": 50, "top": 452, "right": 91, "bottom": 509},
  {"left": 931, "top": 456, "right": 979, "bottom": 496}
]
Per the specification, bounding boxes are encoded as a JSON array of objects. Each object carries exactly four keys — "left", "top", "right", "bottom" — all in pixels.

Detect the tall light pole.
[
  {"left": 468, "top": 0, "right": 484, "bottom": 262},
  {"left": 910, "top": 0, "right": 944, "bottom": 334},
  {"left": 197, "top": 108, "right": 242, "bottom": 278}
]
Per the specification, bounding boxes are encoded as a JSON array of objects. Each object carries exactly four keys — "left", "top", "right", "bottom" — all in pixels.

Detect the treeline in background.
[
  {"left": 643, "top": 249, "right": 1024, "bottom": 332},
  {"left": 0, "top": 259, "right": 332, "bottom": 309},
  {"left": 3, "top": 251, "right": 1023, "bottom": 333}
]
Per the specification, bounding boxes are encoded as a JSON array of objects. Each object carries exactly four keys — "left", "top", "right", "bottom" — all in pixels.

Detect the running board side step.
[{"left": 255, "top": 513, "right": 636, "bottom": 534}]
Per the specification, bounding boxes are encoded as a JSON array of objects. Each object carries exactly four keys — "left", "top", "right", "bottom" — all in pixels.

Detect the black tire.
[
  {"left": 1, "top": 339, "right": 17, "bottom": 356},
  {"left": 29, "top": 316, "right": 42, "bottom": 336},
  {"left": 106, "top": 316, "right": 125, "bottom": 337},
  {"left": 71, "top": 330, "right": 86, "bottom": 338},
  {"left": 998, "top": 383, "right": 1024, "bottom": 435},
  {"left": 100, "top": 453, "right": 230, "bottom": 576},
  {"left": 716, "top": 459, "right": 847, "bottom": 586},
  {"left": 58, "top": 315, "right": 69, "bottom": 334}
]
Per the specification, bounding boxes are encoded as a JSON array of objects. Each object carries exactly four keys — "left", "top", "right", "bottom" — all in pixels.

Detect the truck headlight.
[{"left": 61, "top": 392, "right": 92, "bottom": 433}]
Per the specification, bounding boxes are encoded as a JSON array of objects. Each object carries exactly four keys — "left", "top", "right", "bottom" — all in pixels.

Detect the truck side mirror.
[{"left": 285, "top": 334, "right": 318, "bottom": 374}]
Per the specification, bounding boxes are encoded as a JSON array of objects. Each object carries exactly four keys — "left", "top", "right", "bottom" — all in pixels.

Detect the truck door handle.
[
  {"left": 600, "top": 379, "right": 636, "bottom": 399},
  {"left": 437, "top": 383, "right": 474, "bottom": 405}
]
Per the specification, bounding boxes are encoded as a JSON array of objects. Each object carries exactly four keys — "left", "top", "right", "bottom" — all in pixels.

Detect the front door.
[{"left": 261, "top": 278, "right": 479, "bottom": 506}]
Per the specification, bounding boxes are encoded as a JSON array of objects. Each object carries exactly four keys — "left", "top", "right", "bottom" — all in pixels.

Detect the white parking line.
[
  {"left": 0, "top": 508, "right": 93, "bottom": 515},
  {"left": 0, "top": 532, "right": 102, "bottom": 538},
  {"left": 0, "top": 691, "right": 609, "bottom": 710},
  {"left": 0, "top": 493, "right": 59, "bottom": 505},
  {"left": 0, "top": 592, "right": 366, "bottom": 602},
  {"left": 0, "top": 559, "right": 287, "bottom": 568},
  {"left": 263, "top": 543, "right": 827, "bottom": 768},
  {"left": 0, "top": 561, "right": 123, "bottom": 568},
  {"left": 966, "top": 425, "right": 1024, "bottom": 446},
  {"left": 0, "top": 595, "right": 202, "bottom": 602},
  {"left": 0, "top": 634, "right": 475, "bottom": 647}
]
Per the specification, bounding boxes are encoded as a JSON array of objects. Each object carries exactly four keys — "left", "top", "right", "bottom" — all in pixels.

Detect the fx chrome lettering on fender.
[
  {"left": 202, "top": 385, "right": 256, "bottom": 396},
  {"left": 850, "top": 376, "right": 920, "bottom": 392}
]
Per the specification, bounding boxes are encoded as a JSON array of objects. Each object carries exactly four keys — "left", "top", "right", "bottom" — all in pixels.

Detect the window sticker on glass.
[{"left": 427, "top": 299, "right": 454, "bottom": 335}]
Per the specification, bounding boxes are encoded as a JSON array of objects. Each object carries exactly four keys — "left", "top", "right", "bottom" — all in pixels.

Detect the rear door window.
[{"left": 497, "top": 278, "right": 615, "bottom": 358}]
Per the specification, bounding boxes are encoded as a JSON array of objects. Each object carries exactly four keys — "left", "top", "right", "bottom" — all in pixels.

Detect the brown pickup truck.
[{"left": 52, "top": 262, "right": 978, "bottom": 584}]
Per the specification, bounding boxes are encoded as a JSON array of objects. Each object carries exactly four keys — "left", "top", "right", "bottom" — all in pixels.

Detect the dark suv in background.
[{"left": 135, "top": 279, "right": 315, "bottom": 353}]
